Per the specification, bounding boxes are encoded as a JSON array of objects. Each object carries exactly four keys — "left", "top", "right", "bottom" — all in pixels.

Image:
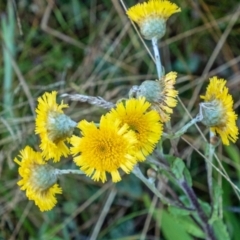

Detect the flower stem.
[
  {"left": 151, "top": 37, "right": 163, "bottom": 79},
  {"left": 180, "top": 180, "right": 216, "bottom": 240},
  {"left": 207, "top": 130, "right": 216, "bottom": 203},
  {"left": 132, "top": 165, "right": 182, "bottom": 208},
  {"left": 163, "top": 115, "right": 202, "bottom": 139},
  {"left": 55, "top": 169, "right": 85, "bottom": 175}
]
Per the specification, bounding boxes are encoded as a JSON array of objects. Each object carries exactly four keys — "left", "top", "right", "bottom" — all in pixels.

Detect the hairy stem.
[
  {"left": 207, "top": 130, "right": 216, "bottom": 203},
  {"left": 163, "top": 115, "right": 202, "bottom": 139},
  {"left": 180, "top": 180, "right": 216, "bottom": 240},
  {"left": 151, "top": 37, "right": 163, "bottom": 79},
  {"left": 133, "top": 165, "right": 185, "bottom": 208},
  {"left": 55, "top": 169, "right": 85, "bottom": 175}
]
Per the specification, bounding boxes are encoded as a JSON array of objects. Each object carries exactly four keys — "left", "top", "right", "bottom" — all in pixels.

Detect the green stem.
[
  {"left": 132, "top": 165, "right": 181, "bottom": 208},
  {"left": 151, "top": 37, "right": 163, "bottom": 78},
  {"left": 55, "top": 169, "right": 85, "bottom": 175},
  {"left": 207, "top": 130, "right": 216, "bottom": 203},
  {"left": 163, "top": 115, "right": 202, "bottom": 139}
]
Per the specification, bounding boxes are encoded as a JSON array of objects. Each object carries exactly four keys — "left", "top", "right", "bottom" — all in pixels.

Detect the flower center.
[{"left": 90, "top": 135, "right": 127, "bottom": 171}]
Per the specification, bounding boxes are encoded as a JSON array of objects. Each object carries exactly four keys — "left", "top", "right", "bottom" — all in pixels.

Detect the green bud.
[
  {"left": 31, "top": 164, "right": 57, "bottom": 191},
  {"left": 136, "top": 80, "right": 161, "bottom": 102},
  {"left": 200, "top": 101, "right": 224, "bottom": 127},
  {"left": 140, "top": 18, "right": 166, "bottom": 40},
  {"left": 47, "top": 113, "right": 77, "bottom": 143}
]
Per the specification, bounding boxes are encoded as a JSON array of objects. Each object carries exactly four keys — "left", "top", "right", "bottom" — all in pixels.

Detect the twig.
[
  {"left": 140, "top": 194, "right": 158, "bottom": 240},
  {"left": 90, "top": 188, "right": 117, "bottom": 240}
]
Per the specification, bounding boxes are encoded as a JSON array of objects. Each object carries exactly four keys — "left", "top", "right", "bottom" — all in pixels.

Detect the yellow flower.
[
  {"left": 35, "top": 91, "right": 76, "bottom": 162},
  {"left": 127, "top": 0, "right": 181, "bottom": 39},
  {"left": 14, "top": 146, "right": 62, "bottom": 212},
  {"left": 135, "top": 72, "right": 178, "bottom": 122},
  {"left": 70, "top": 116, "right": 138, "bottom": 183},
  {"left": 108, "top": 97, "right": 163, "bottom": 161},
  {"left": 200, "top": 77, "right": 239, "bottom": 145}
]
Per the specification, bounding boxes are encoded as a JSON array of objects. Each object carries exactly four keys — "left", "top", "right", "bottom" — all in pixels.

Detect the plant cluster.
[{"left": 14, "top": 1, "right": 239, "bottom": 239}]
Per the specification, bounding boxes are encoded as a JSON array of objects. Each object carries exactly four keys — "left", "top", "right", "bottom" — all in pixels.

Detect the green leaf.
[
  {"left": 168, "top": 206, "right": 191, "bottom": 216},
  {"left": 198, "top": 199, "right": 211, "bottom": 216},
  {"left": 209, "top": 182, "right": 223, "bottom": 224},
  {"left": 213, "top": 219, "right": 231, "bottom": 240},
  {"left": 146, "top": 195, "right": 202, "bottom": 239},
  {"left": 172, "top": 158, "right": 185, "bottom": 180},
  {"left": 183, "top": 166, "right": 192, "bottom": 187},
  {"left": 168, "top": 207, "right": 205, "bottom": 238},
  {"left": 156, "top": 210, "right": 194, "bottom": 240},
  {"left": 222, "top": 168, "right": 240, "bottom": 240},
  {"left": 176, "top": 216, "right": 205, "bottom": 238},
  {"left": 171, "top": 158, "right": 192, "bottom": 186},
  {"left": 164, "top": 154, "right": 176, "bottom": 164}
]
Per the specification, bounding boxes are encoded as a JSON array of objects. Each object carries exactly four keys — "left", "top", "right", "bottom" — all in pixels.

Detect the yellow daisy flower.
[
  {"left": 135, "top": 72, "right": 178, "bottom": 122},
  {"left": 127, "top": 0, "right": 181, "bottom": 39},
  {"left": 14, "top": 146, "right": 62, "bottom": 212},
  {"left": 200, "top": 77, "right": 239, "bottom": 145},
  {"left": 70, "top": 116, "right": 138, "bottom": 183},
  {"left": 35, "top": 91, "right": 76, "bottom": 162},
  {"left": 107, "top": 97, "right": 163, "bottom": 161}
]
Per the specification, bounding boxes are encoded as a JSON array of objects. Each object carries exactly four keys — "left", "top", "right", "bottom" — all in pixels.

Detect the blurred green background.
[{"left": 0, "top": 0, "right": 240, "bottom": 239}]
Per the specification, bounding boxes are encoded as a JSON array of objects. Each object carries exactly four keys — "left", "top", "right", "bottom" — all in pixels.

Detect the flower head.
[
  {"left": 35, "top": 91, "right": 76, "bottom": 162},
  {"left": 200, "top": 77, "right": 239, "bottom": 145},
  {"left": 70, "top": 116, "right": 138, "bottom": 183},
  {"left": 127, "top": 0, "right": 181, "bottom": 40},
  {"left": 135, "top": 72, "right": 178, "bottom": 122},
  {"left": 107, "top": 97, "right": 163, "bottom": 161},
  {"left": 14, "top": 146, "right": 62, "bottom": 211}
]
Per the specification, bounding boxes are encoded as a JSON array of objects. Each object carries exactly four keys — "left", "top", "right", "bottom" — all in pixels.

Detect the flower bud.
[
  {"left": 30, "top": 164, "right": 58, "bottom": 191},
  {"left": 199, "top": 101, "right": 224, "bottom": 127},
  {"left": 140, "top": 18, "right": 166, "bottom": 40},
  {"left": 47, "top": 112, "right": 77, "bottom": 143}
]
